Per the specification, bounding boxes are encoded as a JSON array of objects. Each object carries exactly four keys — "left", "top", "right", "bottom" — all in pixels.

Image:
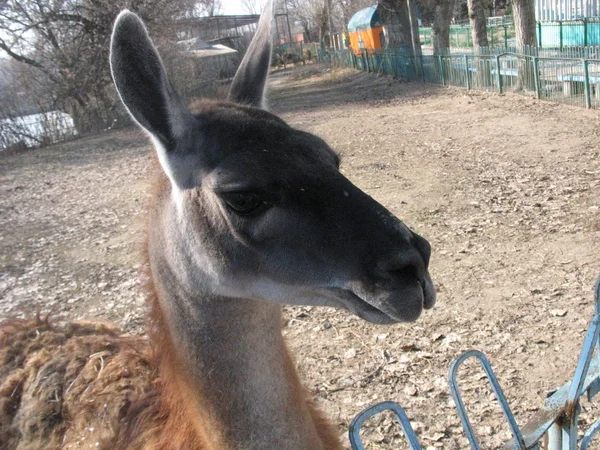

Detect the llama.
[{"left": 0, "top": 2, "right": 435, "bottom": 449}]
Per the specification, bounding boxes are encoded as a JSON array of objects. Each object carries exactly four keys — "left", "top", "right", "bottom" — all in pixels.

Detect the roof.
[
  {"left": 177, "top": 14, "right": 260, "bottom": 30},
  {"left": 177, "top": 13, "right": 290, "bottom": 31},
  {"left": 189, "top": 44, "right": 237, "bottom": 58},
  {"left": 348, "top": 5, "right": 382, "bottom": 32},
  {"left": 178, "top": 38, "right": 238, "bottom": 58}
]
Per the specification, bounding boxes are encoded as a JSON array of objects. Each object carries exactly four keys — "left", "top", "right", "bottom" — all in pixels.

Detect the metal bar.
[
  {"left": 438, "top": 56, "right": 445, "bottom": 86},
  {"left": 349, "top": 401, "right": 422, "bottom": 450},
  {"left": 449, "top": 350, "right": 526, "bottom": 450},
  {"left": 566, "top": 318, "right": 600, "bottom": 405},
  {"left": 559, "top": 21, "right": 563, "bottom": 51},
  {"left": 503, "top": 358, "right": 600, "bottom": 449},
  {"left": 561, "top": 403, "right": 580, "bottom": 450},
  {"left": 496, "top": 55, "right": 503, "bottom": 94},
  {"left": 583, "top": 59, "right": 592, "bottom": 109},
  {"left": 533, "top": 58, "right": 541, "bottom": 99},
  {"left": 465, "top": 55, "right": 471, "bottom": 90},
  {"left": 581, "top": 417, "right": 600, "bottom": 450},
  {"left": 595, "top": 274, "right": 600, "bottom": 373},
  {"left": 547, "top": 422, "right": 562, "bottom": 450}
]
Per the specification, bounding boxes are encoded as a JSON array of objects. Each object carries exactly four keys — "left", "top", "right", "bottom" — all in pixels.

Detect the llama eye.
[{"left": 222, "top": 192, "right": 268, "bottom": 216}]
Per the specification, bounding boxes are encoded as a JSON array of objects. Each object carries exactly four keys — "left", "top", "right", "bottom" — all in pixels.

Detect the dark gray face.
[
  {"left": 173, "top": 105, "right": 435, "bottom": 324},
  {"left": 109, "top": 4, "right": 435, "bottom": 325}
]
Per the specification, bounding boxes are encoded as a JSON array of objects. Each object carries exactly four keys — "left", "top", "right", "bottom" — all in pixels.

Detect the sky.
[{"left": 221, "top": 0, "right": 266, "bottom": 15}]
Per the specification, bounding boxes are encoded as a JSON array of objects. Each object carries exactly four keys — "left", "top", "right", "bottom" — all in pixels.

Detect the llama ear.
[
  {"left": 110, "top": 10, "right": 190, "bottom": 150},
  {"left": 228, "top": 0, "right": 275, "bottom": 108},
  {"left": 111, "top": 10, "right": 196, "bottom": 189}
]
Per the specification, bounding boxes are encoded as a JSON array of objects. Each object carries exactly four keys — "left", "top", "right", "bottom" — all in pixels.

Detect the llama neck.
[{"left": 155, "top": 285, "right": 326, "bottom": 450}]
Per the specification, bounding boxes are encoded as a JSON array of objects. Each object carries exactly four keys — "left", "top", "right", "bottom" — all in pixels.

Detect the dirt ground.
[{"left": 1, "top": 65, "right": 600, "bottom": 449}]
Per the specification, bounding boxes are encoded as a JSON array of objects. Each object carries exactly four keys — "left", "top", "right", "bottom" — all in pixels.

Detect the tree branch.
[{"left": 0, "top": 39, "right": 45, "bottom": 69}]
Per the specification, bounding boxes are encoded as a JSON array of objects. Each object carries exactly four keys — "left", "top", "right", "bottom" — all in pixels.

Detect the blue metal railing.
[{"left": 350, "top": 273, "right": 600, "bottom": 450}]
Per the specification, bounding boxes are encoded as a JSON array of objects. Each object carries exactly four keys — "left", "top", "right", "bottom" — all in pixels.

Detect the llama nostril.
[
  {"left": 411, "top": 232, "right": 431, "bottom": 268},
  {"left": 378, "top": 250, "right": 425, "bottom": 285},
  {"left": 389, "top": 264, "right": 420, "bottom": 283}
]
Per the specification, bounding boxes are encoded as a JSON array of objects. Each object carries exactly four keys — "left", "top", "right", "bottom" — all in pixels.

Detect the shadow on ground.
[{"left": 268, "top": 64, "right": 443, "bottom": 115}]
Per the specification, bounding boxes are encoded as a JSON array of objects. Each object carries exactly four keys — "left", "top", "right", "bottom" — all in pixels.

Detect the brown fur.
[
  {"left": 0, "top": 318, "right": 154, "bottom": 450},
  {"left": 0, "top": 305, "right": 341, "bottom": 449}
]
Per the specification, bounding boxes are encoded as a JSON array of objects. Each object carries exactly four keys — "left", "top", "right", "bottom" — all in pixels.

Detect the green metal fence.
[
  {"left": 419, "top": 17, "right": 600, "bottom": 51},
  {"left": 320, "top": 48, "right": 600, "bottom": 109},
  {"left": 538, "top": 18, "right": 600, "bottom": 48},
  {"left": 420, "top": 24, "right": 516, "bottom": 50}
]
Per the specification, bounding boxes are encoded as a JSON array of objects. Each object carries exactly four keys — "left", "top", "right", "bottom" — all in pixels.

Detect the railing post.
[
  {"left": 547, "top": 421, "right": 562, "bottom": 450},
  {"left": 559, "top": 21, "right": 563, "bottom": 51},
  {"left": 583, "top": 59, "right": 592, "bottom": 109},
  {"left": 495, "top": 55, "right": 503, "bottom": 94},
  {"left": 504, "top": 25, "right": 509, "bottom": 49},
  {"left": 465, "top": 55, "right": 471, "bottom": 90},
  {"left": 533, "top": 57, "right": 541, "bottom": 99},
  {"left": 538, "top": 22, "right": 542, "bottom": 47},
  {"left": 438, "top": 55, "right": 446, "bottom": 86},
  {"left": 583, "top": 18, "right": 588, "bottom": 47},
  {"left": 420, "top": 55, "right": 425, "bottom": 83}
]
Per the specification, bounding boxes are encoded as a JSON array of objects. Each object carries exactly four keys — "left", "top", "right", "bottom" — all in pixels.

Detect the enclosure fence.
[
  {"left": 321, "top": 47, "right": 600, "bottom": 109},
  {"left": 0, "top": 111, "right": 78, "bottom": 152},
  {"left": 537, "top": 17, "right": 600, "bottom": 48},
  {"left": 419, "top": 17, "right": 600, "bottom": 51},
  {"left": 350, "top": 275, "right": 600, "bottom": 450},
  {"left": 419, "top": 23, "right": 516, "bottom": 52}
]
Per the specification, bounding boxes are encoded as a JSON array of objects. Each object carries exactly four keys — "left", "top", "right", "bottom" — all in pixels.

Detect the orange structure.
[{"left": 348, "top": 5, "right": 384, "bottom": 54}]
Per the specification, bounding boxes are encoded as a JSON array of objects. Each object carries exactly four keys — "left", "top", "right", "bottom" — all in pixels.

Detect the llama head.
[{"left": 109, "top": 2, "right": 435, "bottom": 323}]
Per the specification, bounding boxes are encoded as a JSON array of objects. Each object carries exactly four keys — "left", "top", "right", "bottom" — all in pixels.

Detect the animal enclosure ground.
[{"left": 1, "top": 65, "right": 599, "bottom": 449}]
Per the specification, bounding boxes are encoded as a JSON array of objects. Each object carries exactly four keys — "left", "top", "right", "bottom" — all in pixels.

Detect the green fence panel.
[{"left": 320, "top": 47, "right": 599, "bottom": 110}]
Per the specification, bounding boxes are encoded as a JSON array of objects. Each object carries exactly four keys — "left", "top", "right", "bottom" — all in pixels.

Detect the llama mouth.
[{"left": 327, "top": 282, "right": 433, "bottom": 325}]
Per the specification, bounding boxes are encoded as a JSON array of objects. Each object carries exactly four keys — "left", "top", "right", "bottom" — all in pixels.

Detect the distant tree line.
[
  {"left": 279, "top": 0, "right": 535, "bottom": 54},
  {"left": 0, "top": 0, "right": 221, "bottom": 135},
  {"left": 0, "top": 0, "right": 536, "bottom": 144}
]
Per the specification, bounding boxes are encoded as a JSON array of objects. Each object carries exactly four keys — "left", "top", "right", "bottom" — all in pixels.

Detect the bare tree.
[
  {"left": 186, "top": 0, "right": 223, "bottom": 17},
  {"left": 379, "top": 0, "right": 412, "bottom": 48},
  {"left": 467, "top": 0, "right": 489, "bottom": 50},
  {"left": 407, "top": 0, "right": 422, "bottom": 59},
  {"left": 241, "top": 0, "right": 263, "bottom": 15},
  {"left": 338, "top": 0, "right": 375, "bottom": 29},
  {"left": 430, "top": 0, "right": 456, "bottom": 54},
  {"left": 285, "top": 0, "right": 323, "bottom": 42},
  {"left": 285, "top": 0, "right": 376, "bottom": 44},
  {"left": 0, "top": 0, "right": 196, "bottom": 134},
  {"left": 512, "top": 0, "right": 537, "bottom": 50},
  {"left": 512, "top": 0, "right": 536, "bottom": 90}
]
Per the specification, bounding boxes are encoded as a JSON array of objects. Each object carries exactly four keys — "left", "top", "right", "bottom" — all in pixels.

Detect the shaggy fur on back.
[
  {"left": 0, "top": 302, "right": 341, "bottom": 450},
  {"left": 0, "top": 318, "right": 155, "bottom": 450}
]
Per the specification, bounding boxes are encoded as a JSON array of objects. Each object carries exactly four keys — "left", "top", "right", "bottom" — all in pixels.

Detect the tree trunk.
[
  {"left": 513, "top": 0, "right": 537, "bottom": 51},
  {"left": 380, "top": 0, "right": 412, "bottom": 49},
  {"left": 432, "top": 0, "right": 455, "bottom": 55},
  {"left": 407, "top": 0, "right": 422, "bottom": 78},
  {"left": 513, "top": 0, "right": 537, "bottom": 91},
  {"left": 467, "top": 0, "right": 489, "bottom": 51},
  {"left": 407, "top": 0, "right": 422, "bottom": 58}
]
